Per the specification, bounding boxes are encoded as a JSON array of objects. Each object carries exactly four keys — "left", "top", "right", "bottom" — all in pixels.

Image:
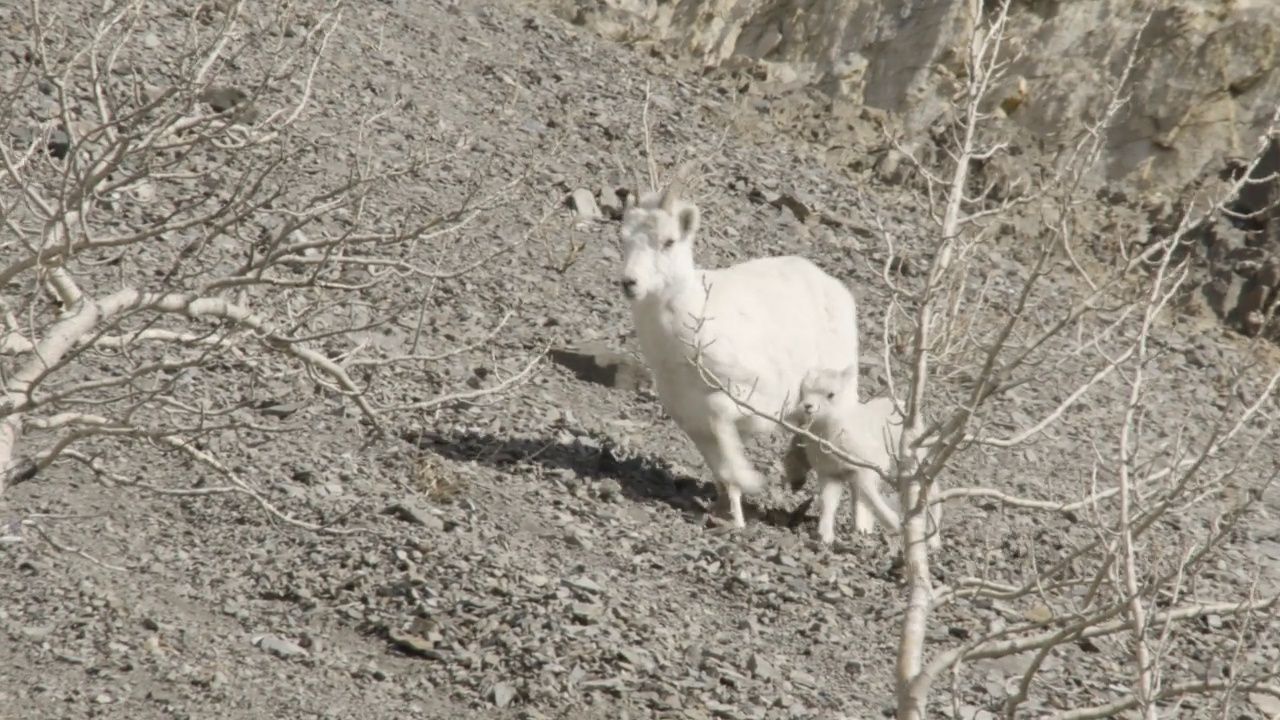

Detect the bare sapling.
[
  {"left": 0, "top": 0, "right": 546, "bottom": 559},
  {"left": 676, "top": 0, "right": 1280, "bottom": 715}
]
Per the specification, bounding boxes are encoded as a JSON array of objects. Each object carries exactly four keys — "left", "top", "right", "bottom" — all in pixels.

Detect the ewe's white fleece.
[{"left": 619, "top": 188, "right": 859, "bottom": 527}]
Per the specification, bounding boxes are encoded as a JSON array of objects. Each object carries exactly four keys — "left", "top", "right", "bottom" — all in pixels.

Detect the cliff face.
[
  {"left": 559, "top": 0, "right": 1279, "bottom": 198},
  {"left": 551, "top": 0, "right": 1280, "bottom": 338}
]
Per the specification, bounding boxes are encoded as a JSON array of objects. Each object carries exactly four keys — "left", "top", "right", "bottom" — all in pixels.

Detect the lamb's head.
[
  {"left": 617, "top": 184, "right": 700, "bottom": 301},
  {"left": 794, "top": 365, "right": 859, "bottom": 423}
]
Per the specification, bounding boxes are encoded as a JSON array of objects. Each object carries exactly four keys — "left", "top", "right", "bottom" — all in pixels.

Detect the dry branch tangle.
[{"left": 0, "top": 0, "right": 542, "bottom": 520}]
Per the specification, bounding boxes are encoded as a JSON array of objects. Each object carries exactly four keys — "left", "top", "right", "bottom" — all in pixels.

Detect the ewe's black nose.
[{"left": 620, "top": 278, "right": 636, "bottom": 296}]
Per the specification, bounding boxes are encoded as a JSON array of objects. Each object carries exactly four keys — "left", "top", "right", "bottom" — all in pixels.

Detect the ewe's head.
[
  {"left": 618, "top": 184, "right": 700, "bottom": 301},
  {"left": 796, "top": 365, "right": 859, "bottom": 421}
]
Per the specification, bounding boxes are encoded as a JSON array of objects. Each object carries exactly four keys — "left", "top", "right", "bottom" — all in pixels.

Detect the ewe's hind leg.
[
  {"left": 853, "top": 468, "right": 902, "bottom": 535},
  {"left": 690, "top": 424, "right": 760, "bottom": 529}
]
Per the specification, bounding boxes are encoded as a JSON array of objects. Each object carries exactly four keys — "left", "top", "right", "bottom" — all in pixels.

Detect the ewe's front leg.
[{"left": 691, "top": 423, "right": 759, "bottom": 529}]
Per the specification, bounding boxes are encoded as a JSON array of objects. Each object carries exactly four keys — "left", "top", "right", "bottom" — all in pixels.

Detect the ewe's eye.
[
  {"left": 662, "top": 238, "right": 675, "bottom": 250},
  {"left": 826, "top": 392, "right": 835, "bottom": 400}
]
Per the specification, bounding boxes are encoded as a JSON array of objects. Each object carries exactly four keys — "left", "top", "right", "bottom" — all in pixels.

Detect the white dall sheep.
[
  {"left": 786, "top": 365, "right": 942, "bottom": 549},
  {"left": 618, "top": 184, "right": 860, "bottom": 529}
]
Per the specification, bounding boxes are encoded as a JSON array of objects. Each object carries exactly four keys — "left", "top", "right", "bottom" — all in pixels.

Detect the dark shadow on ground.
[{"left": 400, "top": 427, "right": 811, "bottom": 531}]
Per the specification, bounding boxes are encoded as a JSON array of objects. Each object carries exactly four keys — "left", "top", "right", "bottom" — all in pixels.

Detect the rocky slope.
[{"left": 2, "top": 0, "right": 1280, "bottom": 719}]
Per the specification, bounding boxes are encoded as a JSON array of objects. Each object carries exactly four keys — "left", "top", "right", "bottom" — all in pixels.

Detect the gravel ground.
[{"left": 3, "top": 1, "right": 1280, "bottom": 719}]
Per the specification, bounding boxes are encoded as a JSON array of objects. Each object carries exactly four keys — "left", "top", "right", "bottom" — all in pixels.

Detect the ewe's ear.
[
  {"left": 677, "top": 203, "right": 700, "bottom": 241},
  {"left": 839, "top": 364, "right": 859, "bottom": 386}
]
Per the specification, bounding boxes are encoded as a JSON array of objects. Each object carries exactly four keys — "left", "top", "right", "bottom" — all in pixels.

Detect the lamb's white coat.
[
  {"left": 618, "top": 188, "right": 860, "bottom": 528},
  {"left": 788, "top": 366, "right": 943, "bottom": 549}
]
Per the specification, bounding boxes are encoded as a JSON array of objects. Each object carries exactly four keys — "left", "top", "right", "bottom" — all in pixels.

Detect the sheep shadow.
[{"left": 399, "top": 426, "right": 812, "bottom": 532}]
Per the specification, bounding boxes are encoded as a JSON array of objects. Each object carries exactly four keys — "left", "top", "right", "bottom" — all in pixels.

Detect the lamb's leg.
[
  {"left": 816, "top": 471, "right": 845, "bottom": 545},
  {"left": 851, "top": 488, "right": 876, "bottom": 534},
  {"left": 782, "top": 434, "right": 811, "bottom": 491},
  {"left": 853, "top": 467, "right": 902, "bottom": 534}
]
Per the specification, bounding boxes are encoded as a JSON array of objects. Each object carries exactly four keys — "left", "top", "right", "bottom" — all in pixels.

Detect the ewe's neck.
[{"left": 661, "top": 268, "right": 707, "bottom": 306}]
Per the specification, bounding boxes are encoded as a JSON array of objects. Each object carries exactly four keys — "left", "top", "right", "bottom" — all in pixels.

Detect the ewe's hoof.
[
  {"left": 708, "top": 494, "right": 732, "bottom": 518},
  {"left": 704, "top": 513, "right": 746, "bottom": 534}
]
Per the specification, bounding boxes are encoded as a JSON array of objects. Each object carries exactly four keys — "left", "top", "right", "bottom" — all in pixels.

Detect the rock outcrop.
[{"left": 556, "top": 0, "right": 1279, "bottom": 200}]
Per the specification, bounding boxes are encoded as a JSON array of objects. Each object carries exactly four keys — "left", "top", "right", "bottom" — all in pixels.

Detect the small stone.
[
  {"left": 747, "top": 654, "right": 777, "bottom": 680},
  {"left": 597, "top": 477, "right": 623, "bottom": 502},
  {"left": 143, "top": 33, "right": 161, "bottom": 48},
  {"left": 491, "top": 681, "right": 518, "bottom": 708},
  {"left": 599, "top": 185, "right": 627, "bottom": 219},
  {"left": 1025, "top": 604, "right": 1053, "bottom": 624},
  {"left": 564, "top": 526, "right": 593, "bottom": 550},
  {"left": 382, "top": 502, "right": 445, "bottom": 530},
  {"left": 255, "top": 633, "right": 307, "bottom": 658},
  {"left": 562, "top": 576, "right": 604, "bottom": 594},
  {"left": 568, "top": 189, "right": 600, "bottom": 221},
  {"left": 200, "top": 85, "right": 246, "bottom": 112},
  {"left": 198, "top": 85, "right": 258, "bottom": 123},
  {"left": 1248, "top": 691, "right": 1280, "bottom": 717},
  {"left": 570, "top": 602, "right": 603, "bottom": 623},
  {"left": 46, "top": 128, "right": 70, "bottom": 159},
  {"left": 21, "top": 625, "right": 51, "bottom": 640},
  {"left": 789, "top": 669, "right": 817, "bottom": 688}
]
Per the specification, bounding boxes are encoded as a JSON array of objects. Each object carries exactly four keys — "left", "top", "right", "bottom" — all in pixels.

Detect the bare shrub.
[
  {"left": 0, "top": 0, "right": 545, "bottom": 549},
  {"left": 673, "top": 0, "right": 1280, "bottom": 716}
]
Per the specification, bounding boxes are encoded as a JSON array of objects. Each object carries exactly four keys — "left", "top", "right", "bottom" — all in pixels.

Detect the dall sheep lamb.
[
  {"left": 618, "top": 184, "right": 860, "bottom": 529},
  {"left": 786, "top": 365, "right": 943, "bottom": 549}
]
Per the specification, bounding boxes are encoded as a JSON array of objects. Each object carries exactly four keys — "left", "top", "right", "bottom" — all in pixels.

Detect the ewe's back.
[{"left": 639, "top": 255, "right": 858, "bottom": 428}]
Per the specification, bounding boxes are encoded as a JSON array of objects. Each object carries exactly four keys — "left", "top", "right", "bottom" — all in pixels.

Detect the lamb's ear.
[{"left": 676, "top": 203, "right": 700, "bottom": 241}]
